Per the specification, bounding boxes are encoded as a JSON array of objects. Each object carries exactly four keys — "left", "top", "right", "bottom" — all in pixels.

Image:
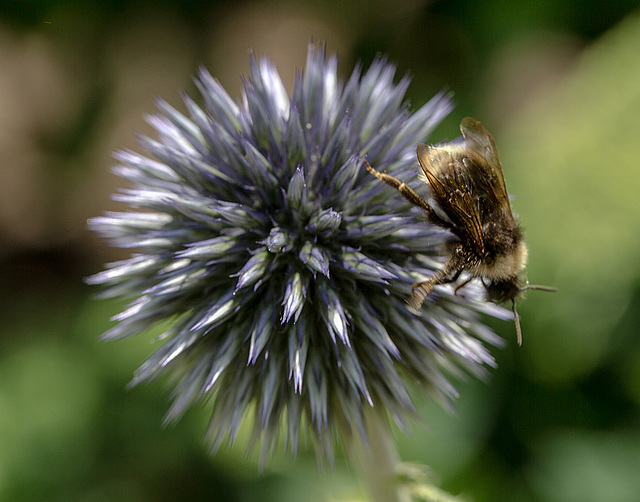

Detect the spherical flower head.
[{"left": 88, "top": 45, "right": 505, "bottom": 462}]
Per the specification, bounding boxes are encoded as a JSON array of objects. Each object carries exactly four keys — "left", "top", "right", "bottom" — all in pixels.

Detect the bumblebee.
[{"left": 365, "top": 117, "right": 555, "bottom": 344}]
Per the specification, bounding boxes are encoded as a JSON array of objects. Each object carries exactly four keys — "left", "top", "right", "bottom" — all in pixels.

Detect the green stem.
[{"left": 351, "top": 406, "right": 412, "bottom": 502}]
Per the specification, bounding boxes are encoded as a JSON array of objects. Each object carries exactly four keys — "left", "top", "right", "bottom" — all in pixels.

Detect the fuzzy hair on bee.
[{"left": 364, "top": 117, "right": 555, "bottom": 344}]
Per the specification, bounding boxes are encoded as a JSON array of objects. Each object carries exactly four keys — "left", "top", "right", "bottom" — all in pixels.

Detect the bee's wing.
[
  {"left": 417, "top": 144, "right": 484, "bottom": 253},
  {"left": 460, "top": 117, "right": 512, "bottom": 215}
]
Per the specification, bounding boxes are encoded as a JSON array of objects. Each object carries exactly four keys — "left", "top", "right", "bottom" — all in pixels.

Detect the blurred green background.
[{"left": 2, "top": 1, "right": 640, "bottom": 501}]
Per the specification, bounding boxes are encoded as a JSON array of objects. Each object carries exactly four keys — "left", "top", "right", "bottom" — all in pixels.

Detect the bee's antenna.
[
  {"left": 521, "top": 284, "right": 558, "bottom": 293},
  {"left": 512, "top": 285, "right": 556, "bottom": 345},
  {"left": 512, "top": 300, "right": 522, "bottom": 346}
]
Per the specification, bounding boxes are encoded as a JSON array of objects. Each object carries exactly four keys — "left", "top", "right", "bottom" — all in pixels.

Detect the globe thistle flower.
[{"left": 88, "top": 45, "right": 506, "bottom": 464}]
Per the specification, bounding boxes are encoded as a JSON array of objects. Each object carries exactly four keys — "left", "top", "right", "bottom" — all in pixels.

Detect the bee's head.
[
  {"left": 485, "top": 277, "right": 522, "bottom": 303},
  {"left": 485, "top": 279, "right": 557, "bottom": 346}
]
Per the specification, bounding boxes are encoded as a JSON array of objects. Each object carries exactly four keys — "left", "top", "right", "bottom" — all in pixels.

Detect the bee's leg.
[
  {"left": 407, "top": 247, "right": 468, "bottom": 310},
  {"left": 453, "top": 276, "right": 473, "bottom": 295},
  {"left": 407, "top": 260, "right": 462, "bottom": 310},
  {"left": 442, "top": 269, "right": 462, "bottom": 284},
  {"left": 438, "top": 269, "right": 472, "bottom": 295},
  {"left": 364, "top": 160, "right": 451, "bottom": 228},
  {"left": 407, "top": 270, "right": 446, "bottom": 310}
]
